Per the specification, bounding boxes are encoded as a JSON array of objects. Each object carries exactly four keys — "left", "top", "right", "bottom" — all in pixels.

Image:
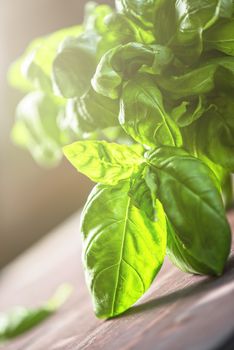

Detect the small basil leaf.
[
  {"left": 170, "top": 96, "right": 208, "bottom": 127},
  {"left": 63, "top": 141, "right": 144, "bottom": 185},
  {"left": 0, "top": 284, "right": 72, "bottom": 342},
  {"left": 147, "top": 146, "right": 231, "bottom": 275},
  {"left": 119, "top": 73, "right": 182, "bottom": 147},
  {"left": 81, "top": 180, "right": 167, "bottom": 318},
  {"left": 128, "top": 165, "right": 157, "bottom": 221}
]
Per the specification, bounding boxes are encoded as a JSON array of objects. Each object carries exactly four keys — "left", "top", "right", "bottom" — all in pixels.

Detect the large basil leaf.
[
  {"left": 12, "top": 92, "right": 70, "bottom": 166},
  {"left": 62, "top": 87, "right": 120, "bottom": 134},
  {"left": 81, "top": 180, "right": 167, "bottom": 318},
  {"left": 156, "top": 57, "right": 234, "bottom": 99},
  {"left": 147, "top": 147, "right": 231, "bottom": 275},
  {"left": 92, "top": 43, "right": 173, "bottom": 99},
  {"left": 172, "top": 0, "right": 232, "bottom": 63},
  {"left": 119, "top": 73, "right": 182, "bottom": 147},
  {"left": 53, "top": 34, "right": 98, "bottom": 98},
  {"left": 194, "top": 95, "right": 234, "bottom": 172},
  {"left": 63, "top": 141, "right": 144, "bottom": 185},
  {"left": 76, "top": 87, "right": 119, "bottom": 131}
]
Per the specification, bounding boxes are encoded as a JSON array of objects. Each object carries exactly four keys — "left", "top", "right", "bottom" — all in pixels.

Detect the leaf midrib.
[{"left": 111, "top": 196, "right": 131, "bottom": 316}]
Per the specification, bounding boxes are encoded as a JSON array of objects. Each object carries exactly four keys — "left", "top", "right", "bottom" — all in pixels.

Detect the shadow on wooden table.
[{"left": 123, "top": 255, "right": 234, "bottom": 318}]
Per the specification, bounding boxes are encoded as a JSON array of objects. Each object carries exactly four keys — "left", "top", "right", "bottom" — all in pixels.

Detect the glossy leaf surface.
[
  {"left": 64, "top": 141, "right": 144, "bottom": 185},
  {"left": 119, "top": 74, "right": 182, "bottom": 147},
  {"left": 147, "top": 147, "right": 231, "bottom": 275},
  {"left": 81, "top": 180, "right": 167, "bottom": 318}
]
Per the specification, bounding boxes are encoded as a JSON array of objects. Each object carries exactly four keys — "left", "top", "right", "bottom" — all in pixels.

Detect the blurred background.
[{"left": 0, "top": 0, "right": 112, "bottom": 269}]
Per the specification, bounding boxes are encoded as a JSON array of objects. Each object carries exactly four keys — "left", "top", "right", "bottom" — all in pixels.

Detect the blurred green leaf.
[{"left": 0, "top": 284, "right": 72, "bottom": 342}]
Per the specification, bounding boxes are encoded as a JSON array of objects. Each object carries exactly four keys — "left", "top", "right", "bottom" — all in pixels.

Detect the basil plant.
[{"left": 9, "top": 1, "right": 233, "bottom": 318}]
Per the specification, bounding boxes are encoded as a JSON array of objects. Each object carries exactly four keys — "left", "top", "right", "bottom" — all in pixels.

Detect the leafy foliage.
[{"left": 9, "top": 0, "right": 233, "bottom": 319}]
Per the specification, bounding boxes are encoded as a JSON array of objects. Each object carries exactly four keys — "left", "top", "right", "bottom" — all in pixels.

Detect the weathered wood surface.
[{"left": 0, "top": 212, "right": 234, "bottom": 350}]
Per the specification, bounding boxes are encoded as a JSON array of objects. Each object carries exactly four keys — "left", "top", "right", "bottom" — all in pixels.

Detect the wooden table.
[{"left": 0, "top": 211, "right": 234, "bottom": 350}]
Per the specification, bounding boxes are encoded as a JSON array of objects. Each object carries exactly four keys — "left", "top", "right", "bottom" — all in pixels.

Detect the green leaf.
[
  {"left": 222, "top": 173, "right": 234, "bottom": 209},
  {"left": 81, "top": 180, "right": 167, "bottom": 318},
  {"left": 12, "top": 92, "right": 70, "bottom": 166},
  {"left": 62, "top": 88, "right": 119, "bottom": 135},
  {"left": 194, "top": 95, "right": 234, "bottom": 171},
  {"left": 156, "top": 57, "right": 234, "bottom": 99},
  {"left": 103, "top": 12, "right": 155, "bottom": 46},
  {"left": 0, "top": 284, "right": 72, "bottom": 342},
  {"left": 63, "top": 141, "right": 144, "bottom": 185},
  {"left": 76, "top": 87, "right": 120, "bottom": 132},
  {"left": 128, "top": 164, "right": 158, "bottom": 221},
  {"left": 115, "top": 0, "right": 166, "bottom": 28},
  {"left": 204, "top": 18, "right": 234, "bottom": 56},
  {"left": 154, "top": 0, "right": 177, "bottom": 45},
  {"left": 83, "top": 2, "right": 113, "bottom": 34},
  {"left": 147, "top": 146, "right": 231, "bottom": 275},
  {"left": 8, "top": 26, "right": 82, "bottom": 93},
  {"left": 53, "top": 34, "right": 98, "bottom": 98},
  {"left": 92, "top": 42, "right": 173, "bottom": 99},
  {"left": 166, "top": 218, "right": 221, "bottom": 275},
  {"left": 119, "top": 73, "right": 182, "bottom": 147},
  {"left": 170, "top": 96, "right": 208, "bottom": 127},
  {"left": 172, "top": 0, "right": 232, "bottom": 63}
]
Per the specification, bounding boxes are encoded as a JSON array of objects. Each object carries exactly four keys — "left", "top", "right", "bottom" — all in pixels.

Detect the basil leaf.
[
  {"left": 12, "top": 92, "right": 70, "bottom": 166},
  {"left": 156, "top": 57, "right": 234, "bottom": 99},
  {"left": 77, "top": 87, "right": 119, "bottom": 131},
  {"left": 63, "top": 141, "right": 144, "bottom": 185},
  {"left": 204, "top": 19, "right": 234, "bottom": 56},
  {"left": 81, "top": 180, "right": 167, "bottom": 318},
  {"left": 92, "top": 43, "right": 173, "bottom": 99},
  {"left": 128, "top": 165, "right": 157, "bottom": 221},
  {"left": 105, "top": 12, "right": 155, "bottom": 44},
  {"left": 53, "top": 34, "right": 98, "bottom": 98},
  {"left": 115, "top": 0, "right": 159, "bottom": 27},
  {"left": 119, "top": 73, "right": 182, "bottom": 147},
  {"left": 172, "top": 0, "right": 232, "bottom": 63},
  {"left": 166, "top": 218, "right": 220, "bottom": 275},
  {"left": 154, "top": 0, "right": 177, "bottom": 45},
  {"left": 0, "top": 284, "right": 72, "bottom": 342},
  {"left": 8, "top": 26, "right": 82, "bottom": 93},
  {"left": 147, "top": 146, "right": 231, "bottom": 275},
  {"left": 170, "top": 96, "right": 208, "bottom": 127},
  {"left": 194, "top": 95, "right": 234, "bottom": 171}
]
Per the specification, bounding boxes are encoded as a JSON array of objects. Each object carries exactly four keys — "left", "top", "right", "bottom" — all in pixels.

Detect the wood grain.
[{"left": 0, "top": 212, "right": 234, "bottom": 350}]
